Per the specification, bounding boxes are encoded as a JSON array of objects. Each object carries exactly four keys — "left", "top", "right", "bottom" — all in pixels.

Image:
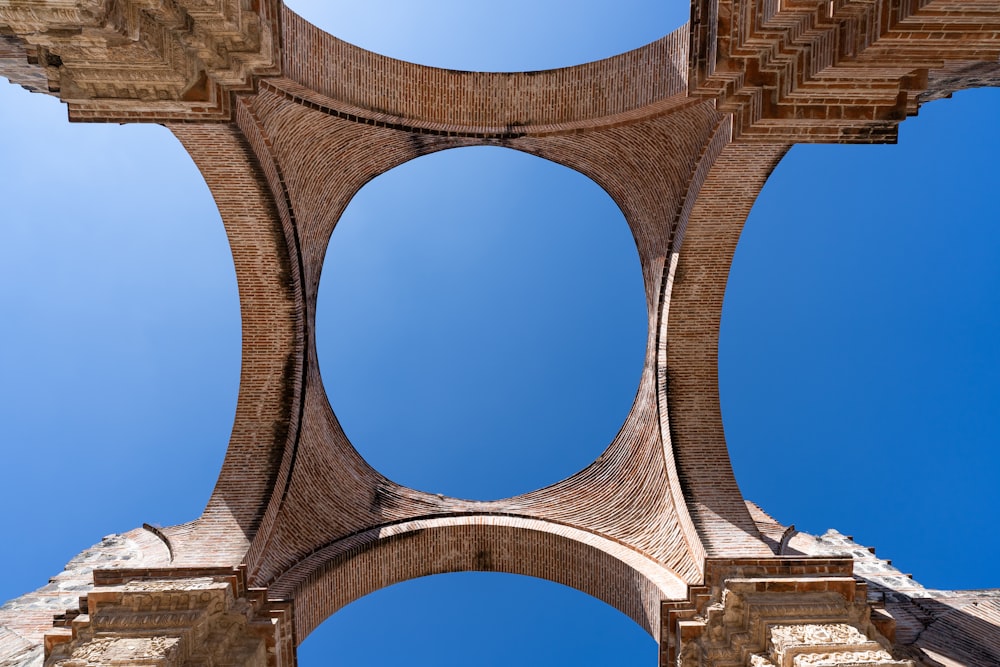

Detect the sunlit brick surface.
[{"left": 1, "top": 0, "right": 999, "bottom": 664}]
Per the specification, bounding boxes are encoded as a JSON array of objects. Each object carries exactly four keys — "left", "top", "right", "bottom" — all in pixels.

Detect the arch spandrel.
[
  {"left": 229, "top": 82, "right": 754, "bottom": 591},
  {"left": 159, "top": 121, "right": 305, "bottom": 567},
  {"left": 278, "top": 7, "right": 692, "bottom": 135},
  {"left": 139, "top": 12, "right": 770, "bottom": 598},
  {"left": 270, "top": 516, "right": 689, "bottom": 643},
  {"left": 137, "top": 5, "right": 1000, "bottom": 589},
  {"left": 661, "top": 140, "right": 792, "bottom": 557}
]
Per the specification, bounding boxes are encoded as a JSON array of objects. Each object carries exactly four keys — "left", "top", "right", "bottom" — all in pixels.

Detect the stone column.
[
  {"left": 43, "top": 569, "right": 294, "bottom": 667},
  {"left": 662, "top": 559, "right": 912, "bottom": 667}
]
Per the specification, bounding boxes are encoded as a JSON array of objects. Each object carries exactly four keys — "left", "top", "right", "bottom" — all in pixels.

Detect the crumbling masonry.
[{"left": 1, "top": 0, "right": 999, "bottom": 664}]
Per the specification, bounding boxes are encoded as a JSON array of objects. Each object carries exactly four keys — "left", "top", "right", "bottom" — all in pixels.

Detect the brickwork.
[
  {"left": 278, "top": 516, "right": 688, "bottom": 641},
  {"left": 663, "top": 139, "right": 791, "bottom": 559},
  {"left": 279, "top": 8, "right": 691, "bottom": 135},
  {"left": 161, "top": 122, "right": 303, "bottom": 568},
  {"left": 1, "top": 0, "right": 999, "bottom": 664}
]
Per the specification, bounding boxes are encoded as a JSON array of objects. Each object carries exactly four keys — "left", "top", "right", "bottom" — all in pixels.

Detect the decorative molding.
[
  {"left": 0, "top": 0, "right": 282, "bottom": 121},
  {"left": 661, "top": 559, "right": 912, "bottom": 667},
  {"left": 689, "top": 0, "right": 1000, "bottom": 142},
  {"left": 43, "top": 568, "right": 294, "bottom": 667},
  {"left": 761, "top": 623, "right": 901, "bottom": 667}
]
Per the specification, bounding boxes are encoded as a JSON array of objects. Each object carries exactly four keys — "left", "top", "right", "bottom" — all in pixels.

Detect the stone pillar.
[
  {"left": 43, "top": 569, "right": 294, "bottom": 667},
  {"left": 662, "top": 559, "right": 911, "bottom": 667}
]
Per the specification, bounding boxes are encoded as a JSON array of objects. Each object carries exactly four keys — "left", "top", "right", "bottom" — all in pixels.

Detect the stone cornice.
[
  {"left": 44, "top": 567, "right": 295, "bottom": 667},
  {"left": 689, "top": 0, "right": 1000, "bottom": 141},
  {"left": 661, "top": 559, "right": 911, "bottom": 666},
  {"left": 0, "top": 0, "right": 281, "bottom": 121}
]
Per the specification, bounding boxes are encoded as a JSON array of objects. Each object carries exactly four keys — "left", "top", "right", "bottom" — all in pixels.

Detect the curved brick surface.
[
  {"left": 280, "top": 7, "right": 690, "bottom": 135},
  {"left": 663, "top": 140, "right": 791, "bottom": 557},
  {"left": 272, "top": 515, "right": 688, "bottom": 642},
  {"left": 2, "top": 0, "right": 1000, "bottom": 662},
  {"left": 162, "top": 122, "right": 304, "bottom": 566},
  {"left": 234, "top": 90, "right": 739, "bottom": 594},
  {"left": 144, "top": 41, "right": 754, "bottom": 632}
]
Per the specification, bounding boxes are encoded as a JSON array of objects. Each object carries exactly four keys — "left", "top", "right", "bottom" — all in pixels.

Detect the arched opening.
[
  {"left": 721, "top": 87, "right": 1000, "bottom": 590},
  {"left": 317, "top": 146, "right": 647, "bottom": 500},
  {"left": 297, "top": 572, "right": 656, "bottom": 666},
  {"left": 0, "top": 82, "right": 240, "bottom": 602},
  {"left": 283, "top": 0, "right": 689, "bottom": 72},
  {"left": 268, "top": 515, "right": 687, "bottom": 641}
]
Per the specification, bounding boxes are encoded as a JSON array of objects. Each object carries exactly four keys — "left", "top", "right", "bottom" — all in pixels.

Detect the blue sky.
[{"left": 1, "top": 0, "right": 997, "bottom": 664}]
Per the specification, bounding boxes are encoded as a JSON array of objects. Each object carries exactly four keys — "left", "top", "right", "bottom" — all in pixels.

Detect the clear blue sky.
[{"left": 1, "top": 1, "right": 997, "bottom": 664}]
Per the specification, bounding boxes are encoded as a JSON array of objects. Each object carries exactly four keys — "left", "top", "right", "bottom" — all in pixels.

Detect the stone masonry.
[{"left": 1, "top": 0, "right": 999, "bottom": 664}]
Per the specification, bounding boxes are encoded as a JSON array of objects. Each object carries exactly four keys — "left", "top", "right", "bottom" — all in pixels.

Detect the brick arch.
[
  {"left": 140, "top": 8, "right": 777, "bottom": 593},
  {"left": 278, "top": 7, "right": 691, "bottom": 136},
  {"left": 268, "top": 515, "right": 689, "bottom": 643},
  {"left": 2, "top": 3, "right": 1000, "bottom": 665},
  {"left": 238, "top": 96, "right": 748, "bottom": 590},
  {"left": 153, "top": 86, "right": 750, "bottom": 583},
  {"left": 659, "top": 86, "right": 1000, "bottom": 560},
  {"left": 311, "top": 142, "right": 648, "bottom": 497},
  {"left": 161, "top": 120, "right": 307, "bottom": 566},
  {"left": 154, "top": 47, "right": 1000, "bottom": 580},
  {"left": 661, "top": 139, "right": 792, "bottom": 557}
]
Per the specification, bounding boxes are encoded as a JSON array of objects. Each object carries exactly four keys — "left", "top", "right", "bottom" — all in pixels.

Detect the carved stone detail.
[
  {"left": 661, "top": 559, "right": 913, "bottom": 667},
  {"left": 793, "top": 650, "right": 897, "bottom": 666},
  {"left": 0, "top": 0, "right": 281, "bottom": 120},
  {"left": 689, "top": 0, "right": 1000, "bottom": 142},
  {"left": 763, "top": 623, "right": 901, "bottom": 667},
  {"left": 53, "top": 636, "right": 182, "bottom": 666},
  {"left": 771, "top": 623, "right": 869, "bottom": 647},
  {"left": 43, "top": 570, "right": 294, "bottom": 667}
]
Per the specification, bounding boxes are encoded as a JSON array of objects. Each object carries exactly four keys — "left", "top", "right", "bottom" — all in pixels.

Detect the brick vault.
[{"left": 1, "top": 0, "right": 999, "bottom": 665}]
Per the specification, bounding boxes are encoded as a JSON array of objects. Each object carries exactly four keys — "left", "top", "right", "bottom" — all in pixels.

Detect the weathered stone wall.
[
  {"left": 747, "top": 501, "right": 1000, "bottom": 666},
  {"left": 0, "top": 527, "right": 169, "bottom": 667}
]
